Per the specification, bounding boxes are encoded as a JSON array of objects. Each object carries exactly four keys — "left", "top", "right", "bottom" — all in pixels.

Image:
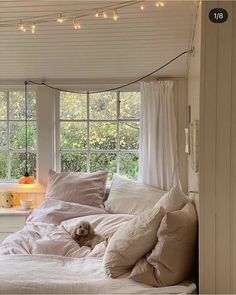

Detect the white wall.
[
  {"left": 199, "top": 1, "right": 236, "bottom": 293},
  {"left": 187, "top": 2, "right": 201, "bottom": 193},
  {"left": 173, "top": 78, "right": 188, "bottom": 193}
]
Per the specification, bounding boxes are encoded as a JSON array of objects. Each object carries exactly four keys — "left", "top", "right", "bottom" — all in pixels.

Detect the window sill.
[{"left": 0, "top": 182, "right": 46, "bottom": 193}]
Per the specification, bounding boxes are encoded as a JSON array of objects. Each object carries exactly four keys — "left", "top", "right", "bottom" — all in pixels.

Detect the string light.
[
  {"left": 19, "top": 20, "right": 26, "bottom": 32},
  {"left": 31, "top": 23, "right": 36, "bottom": 34},
  {"left": 57, "top": 13, "right": 65, "bottom": 23},
  {"left": 156, "top": 1, "right": 165, "bottom": 7},
  {"left": 103, "top": 10, "right": 108, "bottom": 19},
  {"left": 8, "top": 1, "right": 166, "bottom": 34},
  {"left": 112, "top": 10, "right": 119, "bottom": 21},
  {"left": 73, "top": 19, "right": 81, "bottom": 30}
]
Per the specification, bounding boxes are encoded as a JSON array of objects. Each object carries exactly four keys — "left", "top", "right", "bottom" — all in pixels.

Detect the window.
[
  {"left": 59, "top": 91, "right": 140, "bottom": 180},
  {"left": 0, "top": 91, "right": 37, "bottom": 180}
]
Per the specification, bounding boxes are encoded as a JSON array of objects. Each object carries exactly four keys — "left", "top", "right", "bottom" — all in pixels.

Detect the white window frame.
[
  {"left": 0, "top": 83, "right": 140, "bottom": 185},
  {"left": 56, "top": 90, "right": 140, "bottom": 177}
]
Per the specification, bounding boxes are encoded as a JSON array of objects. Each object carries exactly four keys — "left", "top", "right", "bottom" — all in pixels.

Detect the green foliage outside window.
[
  {"left": 0, "top": 90, "right": 140, "bottom": 181},
  {"left": 60, "top": 91, "right": 140, "bottom": 180},
  {"left": 0, "top": 91, "right": 37, "bottom": 180}
]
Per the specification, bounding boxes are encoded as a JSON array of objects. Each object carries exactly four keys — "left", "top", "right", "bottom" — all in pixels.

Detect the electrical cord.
[{"left": 26, "top": 49, "right": 193, "bottom": 94}]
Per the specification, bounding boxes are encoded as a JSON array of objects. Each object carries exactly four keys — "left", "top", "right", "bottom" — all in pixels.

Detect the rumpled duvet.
[{"left": 0, "top": 199, "right": 196, "bottom": 294}]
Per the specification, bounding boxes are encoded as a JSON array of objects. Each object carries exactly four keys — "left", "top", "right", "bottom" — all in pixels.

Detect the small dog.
[{"left": 71, "top": 221, "right": 105, "bottom": 250}]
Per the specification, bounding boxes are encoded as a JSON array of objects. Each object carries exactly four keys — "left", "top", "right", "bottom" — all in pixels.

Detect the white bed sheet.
[
  {"left": 0, "top": 199, "right": 197, "bottom": 294},
  {"left": 0, "top": 254, "right": 196, "bottom": 294}
]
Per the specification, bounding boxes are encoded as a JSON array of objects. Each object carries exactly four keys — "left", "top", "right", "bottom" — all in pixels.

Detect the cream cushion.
[
  {"left": 154, "top": 185, "right": 189, "bottom": 212},
  {"left": 104, "top": 174, "right": 166, "bottom": 214},
  {"left": 129, "top": 202, "right": 198, "bottom": 286},
  {"left": 103, "top": 206, "right": 165, "bottom": 278},
  {"left": 45, "top": 170, "right": 108, "bottom": 208}
]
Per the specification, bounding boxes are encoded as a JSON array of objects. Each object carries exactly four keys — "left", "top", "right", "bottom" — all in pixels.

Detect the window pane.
[
  {"left": 10, "top": 152, "right": 36, "bottom": 179},
  {"left": 0, "top": 92, "right": 7, "bottom": 120},
  {"left": 10, "top": 122, "right": 37, "bottom": 150},
  {"left": 9, "top": 91, "right": 36, "bottom": 120},
  {"left": 119, "top": 122, "right": 139, "bottom": 150},
  {"left": 0, "top": 152, "right": 7, "bottom": 178},
  {"left": 61, "top": 153, "right": 87, "bottom": 172},
  {"left": 0, "top": 122, "right": 7, "bottom": 149},
  {"left": 119, "top": 153, "right": 139, "bottom": 180},
  {"left": 120, "top": 92, "right": 140, "bottom": 119},
  {"left": 60, "top": 92, "right": 87, "bottom": 120},
  {"left": 90, "top": 122, "right": 117, "bottom": 150},
  {"left": 90, "top": 153, "right": 116, "bottom": 180},
  {"left": 60, "top": 122, "right": 87, "bottom": 149},
  {"left": 89, "top": 92, "right": 117, "bottom": 120}
]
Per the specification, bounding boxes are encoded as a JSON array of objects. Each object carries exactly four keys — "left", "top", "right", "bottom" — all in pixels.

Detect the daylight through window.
[
  {"left": 0, "top": 91, "right": 37, "bottom": 180},
  {"left": 59, "top": 91, "right": 140, "bottom": 180}
]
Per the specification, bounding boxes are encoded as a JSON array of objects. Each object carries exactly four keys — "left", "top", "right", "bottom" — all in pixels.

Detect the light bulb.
[
  {"left": 140, "top": 3, "right": 144, "bottom": 10},
  {"left": 57, "top": 13, "right": 65, "bottom": 23},
  {"left": 19, "top": 21, "right": 26, "bottom": 32},
  {"left": 95, "top": 10, "right": 99, "bottom": 17},
  {"left": 113, "top": 10, "right": 119, "bottom": 21},
  {"left": 103, "top": 11, "right": 107, "bottom": 19},
  {"left": 155, "top": 1, "right": 160, "bottom": 7},
  {"left": 73, "top": 19, "right": 81, "bottom": 30},
  {"left": 159, "top": 1, "right": 165, "bottom": 7},
  {"left": 31, "top": 24, "right": 36, "bottom": 34}
]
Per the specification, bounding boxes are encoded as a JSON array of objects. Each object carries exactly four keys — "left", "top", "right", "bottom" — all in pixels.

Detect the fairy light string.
[{"left": 0, "top": 0, "right": 166, "bottom": 33}]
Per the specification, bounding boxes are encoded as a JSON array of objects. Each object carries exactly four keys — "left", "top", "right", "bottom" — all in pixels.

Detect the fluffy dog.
[{"left": 71, "top": 221, "right": 105, "bottom": 250}]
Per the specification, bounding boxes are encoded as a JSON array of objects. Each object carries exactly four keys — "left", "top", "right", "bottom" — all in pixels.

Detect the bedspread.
[
  {"left": 0, "top": 199, "right": 133, "bottom": 257},
  {"left": 0, "top": 199, "right": 196, "bottom": 294}
]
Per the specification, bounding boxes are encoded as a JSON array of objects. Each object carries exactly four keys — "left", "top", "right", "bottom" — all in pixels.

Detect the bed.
[{"left": 0, "top": 172, "right": 197, "bottom": 294}]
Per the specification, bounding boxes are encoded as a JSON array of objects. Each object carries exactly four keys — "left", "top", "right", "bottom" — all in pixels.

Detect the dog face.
[{"left": 75, "top": 221, "right": 93, "bottom": 237}]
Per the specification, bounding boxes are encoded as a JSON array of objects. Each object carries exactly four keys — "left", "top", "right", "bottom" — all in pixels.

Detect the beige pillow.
[
  {"left": 45, "top": 170, "right": 108, "bottom": 208},
  {"left": 129, "top": 202, "right": 198, "bottom": 286},
  {"left": 154, "top": 185, "right": 189, "bottom": 212},
  {"left": 128, "top": 256, "right": 158, "bottom": 286},
  {"left": 103, "top": 206, "right": 165, "bottom": 278},
  {"left": 104, "top": 174, "right": 166, "bottom": 214}
]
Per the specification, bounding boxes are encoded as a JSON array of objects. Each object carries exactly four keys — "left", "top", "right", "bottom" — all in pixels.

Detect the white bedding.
[
  {"left": 0, "top": 255, "right": 196, "bottom": 294},
  {"left": 0, "top": 199, "right": 196, "bottom": 294}
]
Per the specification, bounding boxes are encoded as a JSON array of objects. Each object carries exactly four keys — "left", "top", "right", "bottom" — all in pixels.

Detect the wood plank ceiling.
[{"left": 0, "top": 0, "right": 197, "bottom": 81}]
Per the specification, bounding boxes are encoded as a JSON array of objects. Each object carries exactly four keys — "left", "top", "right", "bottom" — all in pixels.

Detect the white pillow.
[
  {"left": 103, "top": 206, "right": 165, "bottom": 278},
  {"left": 104, "top": 174, "right": 166, "bottom": 214},
  {"left": 154, "top": 185, "right": 189, "bottom": 212}
]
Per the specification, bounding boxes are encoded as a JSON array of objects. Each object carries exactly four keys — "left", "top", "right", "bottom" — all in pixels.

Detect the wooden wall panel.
[
  {"left": 199, "top": 1, "right": 218, "bottom": 293},
  {"left": 231, "top": 2, "right": 236, "bottom": 293},
  {"left": 215, "top": 1, "right": 232, "bottom": 292},
  {"left": 200, "top": 1, "right": 236, "bottom": 293}
]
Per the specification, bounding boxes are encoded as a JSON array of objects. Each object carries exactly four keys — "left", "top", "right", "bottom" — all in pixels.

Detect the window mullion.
[
  {"left": 7, "top": 91, "right": 11, "bottom": 179},
  {"left": 117, "top": 92, "right": 120, "bottom": 174},
  {"left": 87, "top": 92, "right": 90, "bottom": 173},
  {"left": 57, "top": 91, "right": 61, "bottom": 172}
]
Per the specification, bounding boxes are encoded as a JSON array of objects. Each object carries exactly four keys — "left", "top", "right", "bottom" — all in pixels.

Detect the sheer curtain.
[{"left": 138, "top": 80, "right": 180, "bottom": 190}]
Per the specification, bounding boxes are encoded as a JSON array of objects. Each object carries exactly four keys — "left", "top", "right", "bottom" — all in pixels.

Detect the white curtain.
[{"left": 138, "top": 80, "right": 180, "bottom": 190}]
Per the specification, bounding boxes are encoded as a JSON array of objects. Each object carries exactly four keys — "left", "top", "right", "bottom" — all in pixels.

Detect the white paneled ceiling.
[{"left": 0, "top": 0, "right": 197, "bottom": 81}]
